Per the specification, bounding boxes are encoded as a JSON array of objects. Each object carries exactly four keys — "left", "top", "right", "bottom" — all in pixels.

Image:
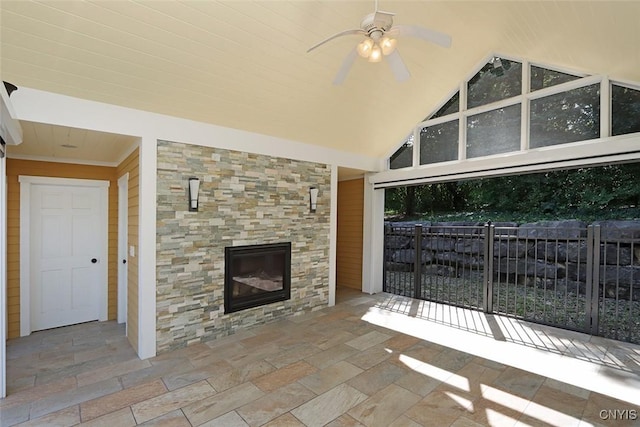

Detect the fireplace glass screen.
[{"left": 224, "top": 242, "right": 291, "bottom": 314}]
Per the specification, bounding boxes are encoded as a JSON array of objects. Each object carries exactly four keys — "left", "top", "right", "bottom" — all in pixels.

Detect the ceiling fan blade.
[
  {"left": 386, "top": 50, "right": 410, "bottom": 82},
  {"left": 388, "top": 24, "right": 452, "bottom": 48},
  {"left": 333, "top": 47, "right": 358, "bottom": 85},
  {"left": 307, "top": 29, "right": 366, "bottom": 53}
]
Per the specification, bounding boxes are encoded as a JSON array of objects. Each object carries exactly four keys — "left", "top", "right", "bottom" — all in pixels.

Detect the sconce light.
[
  {"left": 309, "top": 186, "right": 319, "bottom": 213},
  {"left": 188, "top": 177, "right": 200, "bottom": 212}
]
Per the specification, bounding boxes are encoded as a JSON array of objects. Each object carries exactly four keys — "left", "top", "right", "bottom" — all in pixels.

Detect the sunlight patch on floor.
[
  {"left": 361, "top": 297, "right": 640, "bottom": 406},
  {"left": 398, "top": 354, "right": 470, "bottom": 392},
  {"left": 397, "top": 349, "right": 586, "bottom": 427}
]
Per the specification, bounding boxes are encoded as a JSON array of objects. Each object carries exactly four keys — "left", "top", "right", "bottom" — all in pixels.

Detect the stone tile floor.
[{"left": 1, "top": 288, "right": 639, "bottom": 426}]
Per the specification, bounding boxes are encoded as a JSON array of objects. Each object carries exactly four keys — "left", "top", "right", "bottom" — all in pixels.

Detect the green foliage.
[{"left": 385, "top": 163, "right": 640, "bottom": 222}]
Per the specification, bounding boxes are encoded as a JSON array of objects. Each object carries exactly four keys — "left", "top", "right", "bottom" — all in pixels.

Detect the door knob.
[
  {"left": 122, "top": 259, "right": 127, "bottom": 264},
  {"left": 91, "top": 258, "right": 98, "bottom": 264}
]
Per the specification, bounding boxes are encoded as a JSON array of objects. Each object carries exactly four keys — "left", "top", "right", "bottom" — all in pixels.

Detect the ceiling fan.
[{"left": 307, "top": 0, "right": 452, "bottom": 84}]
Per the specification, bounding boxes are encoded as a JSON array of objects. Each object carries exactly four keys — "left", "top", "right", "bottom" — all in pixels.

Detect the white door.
[{"left": 29, "top": 182, "right": 106, "bottom": 331}]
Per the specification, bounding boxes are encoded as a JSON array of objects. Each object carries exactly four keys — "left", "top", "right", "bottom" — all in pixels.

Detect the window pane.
[
  {"left": 429, "top": 92, "right": 459, "bottom": 120},
  {"left": 420, "top": 120, "right": 459, "bottom": 165},
  {"left": 612, "top": 84, "right": 640, "bottom": 136},
  {"left": 530, "top": 66, "right": 580, "bottom": 91},
  {"left": 390, "top": 137, "right": 414, "bottom": 169},
  {"left": 530, "top": 84, "right": 600, "bottom": 148},
  {"left": 467, "top": 104, "right": 521, "bottom": 158},
  {"left": 467, "top": 58, "right": 522, "bottom": 109}
]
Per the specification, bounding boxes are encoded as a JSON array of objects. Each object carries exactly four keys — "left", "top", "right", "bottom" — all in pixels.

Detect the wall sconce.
[
  {"left": 188, "top": 177, "right": 200, "bottom": 212},
  {"left": 309, "top": 186, "right": 319, "bottom": 213}
]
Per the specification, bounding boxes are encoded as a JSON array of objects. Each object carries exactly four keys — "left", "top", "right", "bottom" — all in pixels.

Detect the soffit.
[
  {"left": 1, "top": 1, "right": 639, "bottom": 161},
  {"left": 7, "top": 120, "right": 139, "bottom": 165}
]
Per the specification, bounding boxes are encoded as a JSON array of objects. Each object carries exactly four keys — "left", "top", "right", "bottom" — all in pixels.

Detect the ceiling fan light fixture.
[
  {"left": 357, "top": 38, "right": 374, "bottom": 58},
  {"left": 306, "top": 2, "right": 452, "bottom": 83},
  {"left": 368, "top": 44, "right": 383, "bottom": 62},
  {"left": 380, "top": 37, "right": 397, "bottom": 55}
]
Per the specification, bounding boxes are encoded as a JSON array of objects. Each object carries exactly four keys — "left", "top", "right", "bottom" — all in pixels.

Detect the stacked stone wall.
[{"left": 156, "top": 141, "right": 331, "bottom": 353}]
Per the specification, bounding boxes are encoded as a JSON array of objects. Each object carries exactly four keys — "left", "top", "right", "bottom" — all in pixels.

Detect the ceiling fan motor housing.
[{"left": 360, "top": 12, "right": 394, "bottom": 36}]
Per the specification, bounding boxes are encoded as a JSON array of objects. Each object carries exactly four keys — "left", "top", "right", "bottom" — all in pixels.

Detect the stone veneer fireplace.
[
  {"left": 156, "top": 140, "right": 331, "bottom": 353},
  {"left": 225, "top": 242, "right": 291, "bottom": 314}
]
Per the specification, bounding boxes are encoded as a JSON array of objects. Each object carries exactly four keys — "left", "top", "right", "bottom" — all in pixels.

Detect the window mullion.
[
  {"left": 412, "top": 127, "right": 420, "bottom": 167},
  {"left": 459, "top": 81, "right": 467, "bottom": 161},
  {"left": 521, "top": 60, "right": 530, "bottom": 150},
  {"left": 527, "top": 75, "right": 602, "bottom": 101},
  {"left": 600, "top": 76, "right": 611, "bottom": 138},
  {"left": 463, "top": 96, "right": 522, "bottom": 117}
]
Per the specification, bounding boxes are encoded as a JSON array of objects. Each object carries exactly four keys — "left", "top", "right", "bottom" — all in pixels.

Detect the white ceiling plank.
[{"left": 2, "top": 0, "right": 639, "bottom": 162}]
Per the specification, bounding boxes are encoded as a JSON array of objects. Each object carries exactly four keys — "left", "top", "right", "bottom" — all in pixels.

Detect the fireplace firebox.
[{"left": 224, "top": 242, "right": 291, "bottom": 314}]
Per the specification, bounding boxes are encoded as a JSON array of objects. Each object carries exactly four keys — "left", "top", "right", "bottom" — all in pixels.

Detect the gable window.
[
  {"left": 387, "top": 56, "right": 640, "bottom": 170},
  {"left": 467, "top": 59, "right": 522, "bottom": 109},
  {"left": 420, "top": 121, "right": 458, "bottom": 165},
  {"left": 389, "top": 136, "right": 413, "bottom": 169},
  {"left": 430, "top": 92, "right": 459, "bottom": 119},
  {"left": 530, "top": 66, "right": 580, "bottom": 91},
  {"left": 530, "top": 84, "right": 600, "bottom": 148},
  {"left": 467, "top": 104, "right": 521, "bottom": 158},
  {"left": 612, "top": 84, "right": 640, "bottom": 136}
]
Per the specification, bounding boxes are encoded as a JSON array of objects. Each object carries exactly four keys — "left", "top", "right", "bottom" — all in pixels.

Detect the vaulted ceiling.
[{"left": 2, "top": 1, "right": 639, "bottom": 161}]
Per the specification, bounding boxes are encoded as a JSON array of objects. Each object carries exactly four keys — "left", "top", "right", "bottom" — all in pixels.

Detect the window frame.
[{"left": 386, "top": 55, "right": 634, "bottom": 171}]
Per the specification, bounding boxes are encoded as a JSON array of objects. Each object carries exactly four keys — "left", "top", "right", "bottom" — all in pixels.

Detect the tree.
[{"left": 385, "top": 163, "right": 640, "bottom": 221}]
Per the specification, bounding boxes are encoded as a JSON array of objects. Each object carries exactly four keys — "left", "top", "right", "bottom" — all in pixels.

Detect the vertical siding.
[
  {"left": 116, "top": 149, "right": 139, "bottom": 353},
  {"left": 6, "top": 160, "right": 117, "bottom": 339},
  {"left": 337, "top": 178, "right": 364, "bottom": 290}
]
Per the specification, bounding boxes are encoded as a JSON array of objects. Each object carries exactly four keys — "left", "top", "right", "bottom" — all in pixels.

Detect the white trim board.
[
  {"left": 117, "top": 173, "right": 129, "bottom": 326},
  {"left": 328, "top": 165, "right": 338, "bottom": 307},
  {"left": 371, "top": 134, "right": 640, "bottom": 188},
  {"left": 10, "top": 88, "right": 380, "bottom": 173},
  {"left": 136, "top": 136, "right": 157, "bottom": 359},
  {"left": 1, "top": 154, "right": 7, "bottom": 398}
]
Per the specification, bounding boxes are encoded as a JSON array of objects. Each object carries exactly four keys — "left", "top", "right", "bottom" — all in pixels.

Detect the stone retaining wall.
[{"left": 386, "top": 220, "right": 640, "bottom": 301}]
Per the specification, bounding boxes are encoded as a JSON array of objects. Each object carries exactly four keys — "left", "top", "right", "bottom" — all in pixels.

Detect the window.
[
  {"left": 467, "top": 58, "right": 522, "bottom": 109},
  {"left": 467, "top": 105, "right": 521, "bottom": 158},
  {"left": 420, "top": 121, "right": 458, "bottom": 165},
  {"left": 611, "top": 84, "right": 640, "bottom": 136},
  {"left": 530, "top": 84, "right": 600, "bottom": 148},
  {"left": 390, "top": 136, "right": 414, "bottom": 169},
  {"left": 387, "top": 56, "right": 638, "bottom": 170},
  {"left": 530, "top": 66, "right": 580, "bottom": 91},
  {"left": 429, "top": 92, "right": 459, "bottom": 119}
]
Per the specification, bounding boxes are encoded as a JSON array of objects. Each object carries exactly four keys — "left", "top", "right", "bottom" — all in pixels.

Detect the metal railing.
[{"left": 383, "top": 222, "right": 640, "bottom": 344}]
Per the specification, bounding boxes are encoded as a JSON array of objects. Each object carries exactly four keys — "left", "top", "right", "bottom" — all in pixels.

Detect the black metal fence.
[{"left": 384, "top": 221, "right": 640, "bottom": 344}]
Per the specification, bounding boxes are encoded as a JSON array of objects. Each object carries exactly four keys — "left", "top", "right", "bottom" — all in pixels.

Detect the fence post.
[
  {"left": 383, "top": 223, "right": 390, "bottom": 292},
  {"left": 414, "top": 224, "right": 422, "bottom": 300},
  {"left": 483, "top": 222, "right": 494, "bottom": 313},
  {"left": 585, "top": 225, "right": 600, "bottom": 335}
]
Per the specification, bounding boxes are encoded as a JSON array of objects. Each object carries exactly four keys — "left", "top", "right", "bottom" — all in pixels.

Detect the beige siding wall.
[
  {"left": 6, "top": 160, "right": 118, "bottom": 339},
  {"left": 116, "top": 149, "right": 139, "bottom": 353},
  {"left": 337, "top": 178, "right": 364, "bottom": 290}
]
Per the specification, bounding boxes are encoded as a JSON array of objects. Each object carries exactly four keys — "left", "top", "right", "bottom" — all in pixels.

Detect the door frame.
[
  {"left": 1, "top": 147, "right": 7, "bottom": 398},
  {"left": 117, "top": 173, "right": 128, "bottom": 326},
  {"left": 19, "top": 176, "right": 109, "bottom": 336}
]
